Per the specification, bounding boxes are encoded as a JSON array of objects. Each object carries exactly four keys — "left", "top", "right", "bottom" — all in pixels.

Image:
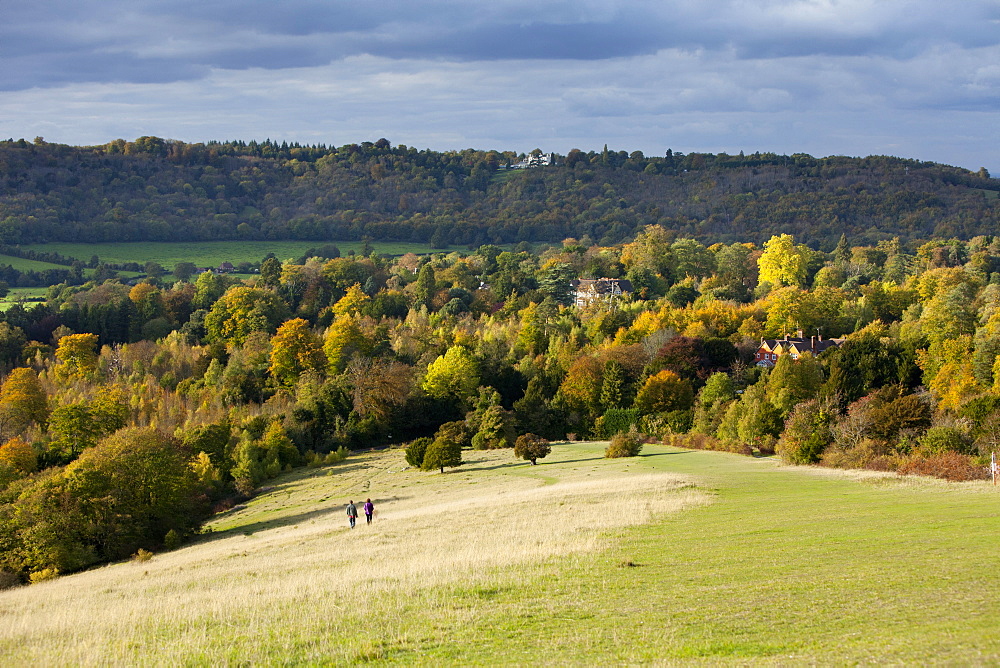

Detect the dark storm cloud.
[{"left": 6, "top": 0, "right": 999, "bottom": 91}]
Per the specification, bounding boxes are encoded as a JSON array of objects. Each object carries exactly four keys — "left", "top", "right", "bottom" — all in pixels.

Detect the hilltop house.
[
  {"left": 508, "top": 153, "right": 555, "bottom": 169},
  {"left": 571, "top": 278, "right": 633, "bottom": 307},
  {"left": 754, "top": 332, "right": 841, "bottom": 367}
]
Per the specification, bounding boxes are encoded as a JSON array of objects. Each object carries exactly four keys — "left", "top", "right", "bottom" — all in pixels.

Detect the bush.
[
  {"left": 163, "top": 529, "right": 182, "bottom": 551},
  {"left": 662, "top": 433, "right": 752, "bottom": 456},
  {"left": 918, "top": 426, "right": 975, "bottom": 456},
  {"left": 897, "top": 452, "right": 988, "bottom": 481},
  {"left": 605, "top": 431, "right": 642, "bottom": 458},
  {"left": 323, "top": 446, "right": 349, "bottom": 465},
  {"left": 131, "top": 549, "right": 153, "bottom": 562},
  {"left": 29, "top": 568, "right": 59, "bottom": 583},
  {"left": 405, "top": 437, "right": 432, "bottom": 468},
  {"left": 514, "top": 433, "right": 551, "bottom": 465}
]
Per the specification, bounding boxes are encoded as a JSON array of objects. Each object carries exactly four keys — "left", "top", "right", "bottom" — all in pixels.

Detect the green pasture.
[
  {"left": 22, "top": 241, "right": 446, "bottom": 269},
  {"left": 426, "top": 445, "right": 1000, "bottom": 664},
  {"left": 0, "top": 254, "right": 74, "bottom": 273},
  {"left": 5, "top": 443, "right": 999, "bottom": 664},
  {"left": 0, "top": 287, "right": 48, "bottom": 311},
  {"left": 246, "top": 444, "right": 1000, "bottom": 663}
]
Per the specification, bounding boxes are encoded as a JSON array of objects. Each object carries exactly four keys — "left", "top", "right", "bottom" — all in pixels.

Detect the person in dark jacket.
[
  {"left": 346, "top": 500, "right": 357, "bottom": 528},
  {"left": 363, "top": 498, "right": 374, "bottom": 525}
]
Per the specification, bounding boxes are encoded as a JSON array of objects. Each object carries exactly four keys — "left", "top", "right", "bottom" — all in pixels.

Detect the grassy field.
[
  {"left": 2, "top": 443, "right": 999, "bottom": 664},
  {"left": 22, "top": 241, "right": 449, "bottom": 268},
  {"left": 0, "top": 287, "right": 49, "bottom": 311}
]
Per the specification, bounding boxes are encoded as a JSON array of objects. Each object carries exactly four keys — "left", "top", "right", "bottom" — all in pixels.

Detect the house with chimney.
[
  {"left": 754, "top": 331, "right": 842, "bottom": 367},
  {"left": 571, "top": 278, "right": 633, "bottom": 307}
]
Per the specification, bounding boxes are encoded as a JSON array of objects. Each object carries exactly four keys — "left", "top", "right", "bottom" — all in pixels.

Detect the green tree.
[
  {"left": 259, "top": 257, "right": 282, "bottom": 288},
  {"left": 64, "top": 427, "right": 203, "bottom": 560},
  {"left": 421, "top": 431, "right": 463, "bottom": 473},
  {"left": 48, "top": 404, "right": 101, "bottom": 460},
  {"left": 776, "top": 398, "right": 835, "bottom": 464},
  {"left": 766, "top": 352, "right": 824, "bottom": 416}
]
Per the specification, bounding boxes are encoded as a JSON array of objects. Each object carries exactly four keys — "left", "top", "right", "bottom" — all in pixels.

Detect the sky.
[{"left": 1, "top": 0, "right": 998, "bottom": 173}]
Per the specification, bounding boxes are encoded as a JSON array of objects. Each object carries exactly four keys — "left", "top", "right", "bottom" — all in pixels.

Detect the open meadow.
[
  {"left": 21, "top": 241, "right": 446, "bottom": 269},
  {"left": 2, "top": 442, "right": 1000, "bottom": 664}
]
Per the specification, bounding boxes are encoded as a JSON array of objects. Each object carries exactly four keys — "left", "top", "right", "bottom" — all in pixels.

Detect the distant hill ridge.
[{"left": 1, "top": 137, "right": 997, "bottom": 249}]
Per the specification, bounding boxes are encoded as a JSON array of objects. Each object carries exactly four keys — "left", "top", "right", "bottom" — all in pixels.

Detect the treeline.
[
  {"left": 3, "top": 230, "right": 1000, "bottom": 583},
  {"left": 1, "top": 137, "right": 997, "bottom": 249}
]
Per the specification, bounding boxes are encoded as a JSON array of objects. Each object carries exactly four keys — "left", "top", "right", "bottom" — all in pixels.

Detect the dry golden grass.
[{"left": 0, "top": 446, "right": 705, "bottom": 665}]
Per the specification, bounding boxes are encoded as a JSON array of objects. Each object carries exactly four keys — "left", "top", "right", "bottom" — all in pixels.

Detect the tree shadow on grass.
[
  {"left": 199, "top": 495, "right": 412, "bottom": 543},
  {"left": 638, "top": 450, "right": 693, "bottom": 458},
  {"left": 197, "top": 507, "right": 337, "bottom": 544}
]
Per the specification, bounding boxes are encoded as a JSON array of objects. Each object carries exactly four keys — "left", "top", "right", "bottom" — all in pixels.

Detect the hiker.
[
  {"left": 346, "top": 500, "right": 357, "bottom": 528},
  {"left": 363, "top": 498, "right": 374, "bottom": 525}
]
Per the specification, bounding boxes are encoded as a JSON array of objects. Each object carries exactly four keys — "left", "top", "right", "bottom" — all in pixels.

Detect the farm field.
[
  {"left": 0, "top": 287, "right": 49, "bottom": 311},
  {"left": 22, "top": 241, "right": 446, "bottom": 269},
  {"left": 2, "top": 443, "right": 999, "bottom": 664}
]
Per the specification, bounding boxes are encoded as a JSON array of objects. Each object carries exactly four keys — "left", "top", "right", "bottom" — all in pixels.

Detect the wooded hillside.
[{"left": 1, "top": 137, "right": 997, "bottom": 248}]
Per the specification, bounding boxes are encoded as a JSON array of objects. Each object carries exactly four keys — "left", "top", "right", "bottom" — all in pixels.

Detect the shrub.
[
  {"left": 605, "top": 430, "right": 642, "bottom": 458},
  {"left": 662, "top": 433, "right": 752, "bottom": 456},
  {"left": 514, "top": 433, "right": 551, "bottom": 465},
  {"left": 918, "top": 426, "right": 975, "bottom": 456},
  {"left": 323, "top": 446, "right": 349, "bottom": 465},
  {"left": 405, "top": 437, "right": 432, "bottom": 468},
  {"left": 132, "top": 549, "right": 153, "bottom": 562},
  {"left": 163, "top": 529, "right": 182, "bottom": 551},
  {"left": 29, "top": 568, "right": 59, "bottom": 583},
  {"left": 897, "top": 451, "right": 988, "bottom": 481}
]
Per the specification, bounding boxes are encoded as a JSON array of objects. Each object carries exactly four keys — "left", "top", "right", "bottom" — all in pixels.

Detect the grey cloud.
[{"left": 6, "top": 0, "right": 1000, "bottom": 91}]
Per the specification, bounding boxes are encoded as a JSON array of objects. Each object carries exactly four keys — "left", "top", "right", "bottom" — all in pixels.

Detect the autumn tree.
[
  {"left": 0, "top": 437, "right": 37, "bottom": 473},
  {"left": 758, "top": 234, "right": 807, "bottom": 288},
  {"left": 514, "top": 433, "right": 551, "bottom": 465},
  {"left": 269, "top": 318, "right": 326, "bottom": 386},
  {"left": 634, "top": 370, "right": 694, "bottom": 415},
  {"left": 204, "top": 286, "right": 290, "bottom": 347},
  {"left": 0, "top": 368, "right": 48, "bottom": 439},
  {"left": 55, "top": 333, "right": 99, "bottom": 380},
  {"left": 422, "top": 346, "right": 479, "bottom": 407}
]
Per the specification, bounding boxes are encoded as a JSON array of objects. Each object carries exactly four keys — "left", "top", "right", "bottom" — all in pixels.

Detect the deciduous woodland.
[
  {"left": 1, "top": 137, "right": 997, "bottom": 248},
  {"left": 0, "top": 137, "right": 999, "bottom": 586}
]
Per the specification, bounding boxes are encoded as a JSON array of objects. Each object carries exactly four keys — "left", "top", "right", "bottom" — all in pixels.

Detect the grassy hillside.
[{"left": 2, "top": 444, "right": 999, "bottom": 664}]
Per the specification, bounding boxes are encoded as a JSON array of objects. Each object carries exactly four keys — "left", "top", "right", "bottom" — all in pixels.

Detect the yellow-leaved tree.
[
  {"left": 758, "top": 234, "right": 807, "bottom": 288},
  {"left": 55, "top": 333, "right": 100, "bottom": 380},
  {"left": 269, "top": 318, "right": 326, "bottom": 386},
  {"left": 0, "top": 367, "right": 49, "bottom": 439}
]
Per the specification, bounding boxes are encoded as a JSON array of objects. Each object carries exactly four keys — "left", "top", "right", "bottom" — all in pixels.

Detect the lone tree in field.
[
  {"left": 421, "top": 435, "right": 462, "bottom": 473},
  {"left": 514, "top": 433, "right": 551, "bottom": 465}
]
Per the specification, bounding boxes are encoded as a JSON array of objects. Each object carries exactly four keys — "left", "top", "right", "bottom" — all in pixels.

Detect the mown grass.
[
  {"left": 21, "top": 241, "right": 447, "bottom": 268},
  {"left": 2, "top": 443, "right": 999, "bottom": 665}
]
